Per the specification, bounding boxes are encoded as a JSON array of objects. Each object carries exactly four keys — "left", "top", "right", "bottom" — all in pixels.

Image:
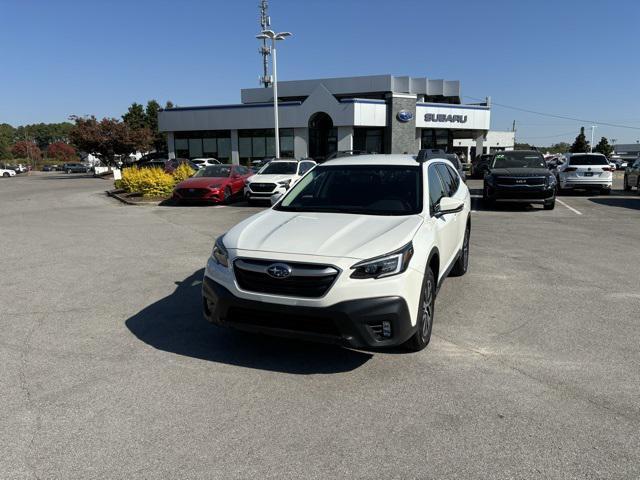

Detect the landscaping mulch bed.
[{"left": 106, "top": 189, "right": 173, "bottom": 206}]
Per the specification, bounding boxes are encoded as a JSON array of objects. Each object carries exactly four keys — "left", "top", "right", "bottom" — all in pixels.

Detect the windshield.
[
  {"left": 492, "top": 151, "right": 545, "bottom": 169},
  {"left": 261, "top": 162, "right": 297, "bottom": 175},
  {"left": 193, "top": 165, "right": 231, "bottom": 178},
  {"left": 569, "top": 155, "right": 608, "bottom": 166},
  {"left": 275, "top": 165, "right": 423, "bottom": 216}
]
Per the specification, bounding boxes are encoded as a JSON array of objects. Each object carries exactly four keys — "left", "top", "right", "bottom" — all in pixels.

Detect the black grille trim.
[
  {"left": 177, "top": 188, "right": 210, "bottom": 198},
  {"left": 249, "top": 183, "right": 277, "bottom": 193},
  {"left": 495, "top": 176, "right": 546, "bottom": 186},
  {"left": 225, "top": 307, "right": 341, "bottom": 336},
  {"left": 233, "top": 258, "right": 340, "bottom": 298}
]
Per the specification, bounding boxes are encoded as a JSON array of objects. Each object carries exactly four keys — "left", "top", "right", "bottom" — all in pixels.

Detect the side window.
[
  {"left": 434, "top": 163, "right": 456, "bottom": 197},
  {"left": 237, "top": 166, "right": 248, "bottom": 175},
  {"left": 445, "top": 164, "right": 460, "bottom": 194},
  {"left": 299, "top": 161, "right": 315, "bottom": 175},
  {"left": 427, "top": 164, "right": 446, "bottom": 216}
]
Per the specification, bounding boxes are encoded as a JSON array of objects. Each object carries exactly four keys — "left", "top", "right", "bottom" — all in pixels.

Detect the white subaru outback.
[{"left": 203, "top": 153, "right": 471, "bottom": 351}]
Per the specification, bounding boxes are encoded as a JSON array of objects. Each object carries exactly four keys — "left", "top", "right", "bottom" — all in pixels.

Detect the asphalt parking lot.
[{"left": 1, "top": 172, "right": 639, "bottom": 479}]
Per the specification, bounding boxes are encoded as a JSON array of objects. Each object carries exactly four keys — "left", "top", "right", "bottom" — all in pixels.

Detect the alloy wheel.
[{"left": 421, "top": 278, "right": 434, "bottom": 340}]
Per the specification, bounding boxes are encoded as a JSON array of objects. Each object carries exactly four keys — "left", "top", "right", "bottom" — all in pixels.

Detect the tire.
[
  {"left": 450, "top": 225, "right": 470, "bottom": 277},
  {"left": 544, "top": 199, "right": 555, "bottom": 210},
  {"left": 623, "top": 175, "right": 631, "bottom": 191},
  {"left": 2, "top": 172, "right": 9, "bottom": 177},
  {"left": 223, "top": 186, "right": 232, "bottom": 204},
  {"left": 404, "top": 267, "right": 436, "bottom": 352},
  {"left": 600, "top": 188, "right": 611, "bottom": 195},
  {"left": 66, "top": 169, "right": 72, "bottom": 174},
  {"left": 483, "top": 184, "right": 495, "bottom": 206}
]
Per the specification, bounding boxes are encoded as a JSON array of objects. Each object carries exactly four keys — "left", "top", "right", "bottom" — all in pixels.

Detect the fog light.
[{"left": 382, "top": 321, "right": 392, "bottom": 338}]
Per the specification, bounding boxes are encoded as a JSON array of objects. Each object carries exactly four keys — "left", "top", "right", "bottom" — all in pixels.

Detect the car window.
[
  {"left": 427, "top": 164, "right": 447, "bottom": 216},
  {"left": 262, "top": 162, "right": 297, "bottom": 175},
  {"left": 445, "top": 165, "right": 461, "bottom": 193},
  {"left": 434, "top": 163, "right": 457, "bottom": 197},
  {"left": 568, "top": 155, "right": 608, "bottom": 166},
  {"left": 298, "top": 161, "right": 315, "bottom": 175},
  {"left": 236, "top": 166, "right": 248, "bottom": 175}
]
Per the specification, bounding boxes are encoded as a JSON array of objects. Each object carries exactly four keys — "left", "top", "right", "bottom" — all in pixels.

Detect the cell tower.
[{"left": 259, "top": 0, "right": 272, "bottom": 88}]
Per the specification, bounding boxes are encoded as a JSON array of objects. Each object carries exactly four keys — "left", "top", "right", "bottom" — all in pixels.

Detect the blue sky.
[{"left": 1, "top": 0, "right": 639, "bottom": 144}]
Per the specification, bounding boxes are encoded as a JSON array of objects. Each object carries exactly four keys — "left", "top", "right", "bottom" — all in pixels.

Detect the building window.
[
  {"left": 174, "top": 130, "right": 232, "bottom": 162},
  {"left": 421, "top": 129, "right": 453, "bottom": 151},
  {"left": 353, "top": 127, "right": 385, "bottom": 154},
  {"left": 238, "top": 129, "right": 294, "bottom": 165}
]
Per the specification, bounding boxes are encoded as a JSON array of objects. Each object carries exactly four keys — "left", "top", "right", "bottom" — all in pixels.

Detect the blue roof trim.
[
  {"left": 161, "top": 101, "right": 303, "bottom": 112},
  {"left": 417, "top": 102, "right": 490, "bottom": 110},
  {"left": 339, "top": 98, "right": 387, "bottom": 105}
]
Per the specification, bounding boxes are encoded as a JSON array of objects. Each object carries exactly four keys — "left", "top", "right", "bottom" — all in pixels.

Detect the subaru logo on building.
[
  {"left": 266, "top": 263, "right": 292, "bottom": 279},
  {"left": 396, "top": 110, "right": 413, "bottom": 123}
]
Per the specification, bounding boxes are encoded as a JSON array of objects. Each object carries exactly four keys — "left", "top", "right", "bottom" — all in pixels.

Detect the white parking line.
[{"left": 557, "top": 199, "right": 582, "bottom": 215}]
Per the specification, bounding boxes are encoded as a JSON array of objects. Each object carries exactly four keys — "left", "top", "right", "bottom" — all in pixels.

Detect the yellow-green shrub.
[
  {"left": 173, "top": 163, "right": 195, "bottom": 183},
  {"left": 120, "top": 167, "right": 175, "bottom": 197}
]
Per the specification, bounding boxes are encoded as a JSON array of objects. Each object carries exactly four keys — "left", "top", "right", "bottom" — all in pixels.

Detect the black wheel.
[
  {"left": 2, "top": 172, "right": 8, "bottom": 177},
  {"left": 544, "top": 199, "right": 555, "bottom": 210},
  {"left": 623, "top": 175, "right": 631, "bottom": 191},
  {"left": 223, "top": 186, "right": 232, "bottom": 204},
  {"left": 404, "top": 268, "right": 436, "bottom": 352},
  {"left": 600, "top": 188, "right": 611, "bottom": 195},
  {"left": 450, "top": 225, "right": 470, "bottom": 277},
  {"left": 66, "top": 169, "right": 72, "bottom": 174}
]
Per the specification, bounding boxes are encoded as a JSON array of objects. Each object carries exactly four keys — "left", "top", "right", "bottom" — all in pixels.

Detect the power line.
[
  {"left": 463, "top": 96, "right": 640, "bottom": 131},
  {"left": 519, "top": 131, "right": 578, "bottom": 140}
]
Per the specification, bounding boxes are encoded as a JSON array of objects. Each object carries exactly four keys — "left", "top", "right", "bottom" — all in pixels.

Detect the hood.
[
  {"left": 176, "top": 177, "right": 229, "bottom": 189},
  {"left": 249, "top": 173, "right": 296, "bottom": 183},
  {"left": 490, "top": 168, "right": 551, "bottom": 177},
  {"left": 224, "top": 210, "right": 423, "bottom": 260}
]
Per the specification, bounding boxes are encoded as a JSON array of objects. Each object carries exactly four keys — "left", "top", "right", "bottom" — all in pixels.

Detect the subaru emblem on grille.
[{"left": 266, "top": 263, "right": 292, "bottom": 279}]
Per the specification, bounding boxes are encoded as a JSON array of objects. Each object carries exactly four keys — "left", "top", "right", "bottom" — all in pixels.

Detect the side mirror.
[
  {"left": 436, "top": 197, "right": 464, "bottom": 217},
  {"left": 270, "top": 192, "right": 283, "bottom": 206}
]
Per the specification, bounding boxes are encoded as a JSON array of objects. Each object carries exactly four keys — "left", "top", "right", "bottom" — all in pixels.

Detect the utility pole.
[
  {"left": 590, "top": 125, "right": 596, "bottom": 153},
  {"left": 512, "top": 120, "right": 517, "bottom": 144},
  {"left": 258, "top": 0, "right": 272, "bottom": 88}
]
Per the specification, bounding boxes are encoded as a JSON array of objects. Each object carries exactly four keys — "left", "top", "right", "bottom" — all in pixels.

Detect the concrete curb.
[{"left": 106, "top": 190, "right": 165, "bottom": 206}]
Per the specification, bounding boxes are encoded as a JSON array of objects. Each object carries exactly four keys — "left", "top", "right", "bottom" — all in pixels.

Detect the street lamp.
[{"left": 256, "top": 29, "right": 292, "bottom": 159}]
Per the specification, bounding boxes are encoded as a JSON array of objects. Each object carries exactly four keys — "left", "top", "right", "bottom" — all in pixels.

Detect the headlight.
[
  {"left": 546, "top": 175, "right": 556, "bottom": 186},
  {"left": 350, "top": 242, "right": 414, "bottom": 279},
  {"left": 211, "top": 235, "right": 229, "bottom": 268},
  {"left": 277, "top": 179, "right": 292, "bottom": 189},
  {"left": 244, "top": 180, "right": 251, "bottom": 186}
]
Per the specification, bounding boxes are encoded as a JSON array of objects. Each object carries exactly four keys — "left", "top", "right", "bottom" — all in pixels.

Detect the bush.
[
  {"left": 120, "top": 167, "right": 175, "bottom": 197},
  {"left": 173, "top": 163, "right": 195, "bottom": 183}
]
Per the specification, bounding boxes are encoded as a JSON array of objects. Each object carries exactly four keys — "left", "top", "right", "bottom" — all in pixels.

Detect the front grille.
[
  {"left": 249, "top": 183, "right": 276, "bottom": 193},
  {"left": 225, "top": 307, "right": 341, "bottom": 336},
  {"left": 178, "top": 188, "right": 209, "bottom": 198},
  {"left": 496, "top": 176, "right": 546, "bottom": 186},
  {"left": 234, "top": 258, "right": 339, "bottom": 298}
]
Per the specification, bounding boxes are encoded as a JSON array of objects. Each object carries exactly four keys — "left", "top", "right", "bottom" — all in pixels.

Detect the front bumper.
[
  {"left": 173, "top": 189, "right": 224, "bottom": 203},
  {"left": 485, "top": 184, "right": 555, "bottom": 203},
  {"left": 202, "top": 276, "right": 415, "bottom": 348}
]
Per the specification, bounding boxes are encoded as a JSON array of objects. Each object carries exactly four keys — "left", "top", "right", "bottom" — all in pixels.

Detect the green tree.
[
  {"left": 593, "top": 137, "right": 613, "bottom": 157},
  {"left": 0, "top": 123, "right": 16, "bottom": 159},
  {"left": 570, "top": 127, "right": 590, "bottom": 153},
  {"left": 145, "top": 100, "right": 166, "bottom": 151},
  {"left": 122, "top": 103, "right": 147, "bottom": 130}
]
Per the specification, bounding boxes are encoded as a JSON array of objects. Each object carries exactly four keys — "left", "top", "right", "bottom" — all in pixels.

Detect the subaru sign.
[
  {"left": 424, "top": 113, "right": 468, "bottom": 124},
  {"left": 396, "top": 110, "right": 414, "bottom": 123}
]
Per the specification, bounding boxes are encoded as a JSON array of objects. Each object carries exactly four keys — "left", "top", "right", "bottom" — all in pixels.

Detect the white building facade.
[{"left": 158, "top": 75, "right": 513, "bottom": 164}]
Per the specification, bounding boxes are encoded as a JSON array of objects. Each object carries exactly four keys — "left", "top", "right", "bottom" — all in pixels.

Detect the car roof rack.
[{"left": 416, "top": 149, "right": 447, "bottom": 163}]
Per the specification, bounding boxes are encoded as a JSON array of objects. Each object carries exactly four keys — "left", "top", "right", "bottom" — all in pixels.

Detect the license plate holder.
[{"left": 584, "top": 172, "right": 593, "bottom": 177}]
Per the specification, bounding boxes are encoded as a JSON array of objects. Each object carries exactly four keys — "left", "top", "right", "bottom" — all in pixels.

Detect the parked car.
[
  {"left": 325, "top": 150, "right": 370, "bottom": 161},
  {"left": 556, "top": 153, "right": 612, "bottom": 194},
  {"left": 42, "top": 164, "right": 59, "bottom": 172},
  {"left": 202, "top": 153, "right": 471, "bottom": 351},
  {"left": 62, "top": 163, "right": 91, "bottom": 174},
  {"left": 0, "top": 167, "right": 17, "bottom": 177},
  {"left": 416, "top": 149, "right": 466, "bottom": 182},
  {"left": 173, "top": 164, "right": 252, "bottom": 204},
  {"left": 623, "top": 158, "right": 640, "bottom": 193},
  {"left": 610, "top": 157, "right": 627, "bottom": 170},
  {"left": 137, "top": 160, "right": 168, "bottom": 169},
  {"left": 191, "top": 158, "right": 221, "bottom": 169},
  {"left": 164, "top": 158, "right": 199, "bottom": 174},
  {"left": 13, "top": 164, "right": 27, "bottom": 173},
  {"left": 244, "top": 159, "right": 316, "bottom": 204},
  {"left": 483, "top": 150, "right": 556, "bottom": 209},
  {"left": 471, "top": 154, "right": 493, "bottom": 178}
]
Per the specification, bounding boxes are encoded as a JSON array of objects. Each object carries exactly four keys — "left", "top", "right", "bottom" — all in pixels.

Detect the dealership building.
[{"left": 158, "top": 74, "right": 514, "bottom": 164}]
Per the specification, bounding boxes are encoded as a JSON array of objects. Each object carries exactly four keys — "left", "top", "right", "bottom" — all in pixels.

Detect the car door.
[
  {"left": 229, "top": 166, "right": 244, "bottom": 194},
  {"left": 630, "top": 160, "right": 640, "bottom": 185},
  {"left": 427, "top": 163, "right": 459, "bottom": 271}
]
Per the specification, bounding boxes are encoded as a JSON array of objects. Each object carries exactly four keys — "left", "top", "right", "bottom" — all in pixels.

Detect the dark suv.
[
  {"left": 482, "top": 150, "right": 556, "bottom": 210},
  {"left": 623, "top": 158, "right": 640, "bottom": 193}
]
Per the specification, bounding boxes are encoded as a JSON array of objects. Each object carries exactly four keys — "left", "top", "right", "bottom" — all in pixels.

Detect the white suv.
[
  {"left": 244, "top": 159, "right": 316, "bottom": 204},
  {"left": 556, "top": 153, "right": 613, "bottom": 194},
  {"left": 203, "top": 154, "right": 471, "bottom": 351}
]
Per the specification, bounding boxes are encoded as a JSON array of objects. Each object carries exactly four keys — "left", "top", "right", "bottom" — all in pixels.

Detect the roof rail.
[{"left": 416, "top": 149, "right": 447, "bottom": 163}]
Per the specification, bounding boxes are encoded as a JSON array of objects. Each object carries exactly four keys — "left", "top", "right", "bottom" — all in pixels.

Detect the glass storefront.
[
  {"left": 239, "top": 129, "right": 294, "bottom": 164},
  {"left": 421, "top": 129, "right": 453, "bottom": 151},
  {"left": 353, "top": 127, "right": 385, "bottom": 154},
  {"left": 174, "top": 131, "right": 232, "bottom": 162}
]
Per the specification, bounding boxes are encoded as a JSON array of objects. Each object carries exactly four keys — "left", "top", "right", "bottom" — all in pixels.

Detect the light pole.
[
  {"left": 590, "top": 125, "right": 596, "bottom": 152},
  {"left": 256, "top": 29, "right": 292, "bottom": 159}
]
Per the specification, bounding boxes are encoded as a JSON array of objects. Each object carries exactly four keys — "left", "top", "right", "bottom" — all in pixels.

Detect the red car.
[{"left": 173, "top": 164, "right": 252, "bottom": 204}]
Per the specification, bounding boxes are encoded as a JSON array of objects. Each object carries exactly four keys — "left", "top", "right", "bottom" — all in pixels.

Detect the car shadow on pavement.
[
  {"left": 589, "top": 197, "right": 640, "bottom": 210},
  {"left": 125, "top": 269, "right": 372, "bottom": 374}
]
